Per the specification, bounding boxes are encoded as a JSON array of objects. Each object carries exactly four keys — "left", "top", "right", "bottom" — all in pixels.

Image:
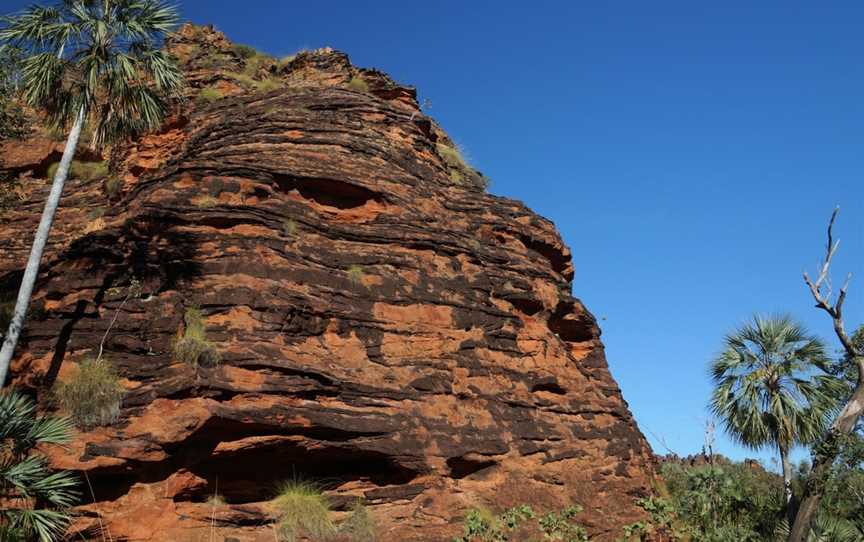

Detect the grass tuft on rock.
[
  {"left": 347, "top": 265, "right": 364, "bottom": 285},
  {"left": 46, "top": 160, "right": 109, "bottom": 182},
  {"left": 196, "top": 86, "right": 225, "bottom": 104},
  {"left": 54, "top": 357, "right": 124, "bottom": 429},
  {"left": 173, "top": 307, "right": 221, "bottom": 367},
  {"left": 340, "top": 501, "right": 377, "bottom": 542},
  {"left": 348, "top": 76, "right": 369, "bottom": 93},
  {"left": 274, "top": 480, "right": 336, "bottom": 542}
]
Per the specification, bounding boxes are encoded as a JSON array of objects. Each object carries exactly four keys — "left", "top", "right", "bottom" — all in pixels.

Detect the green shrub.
[
  {"left": 274, "top": 480, "right": 336, "bottom": 542},
  {"left": 196, "top": 86, "right": 225, "bottom": 104},
  {"left": 233, "top": 43, "right": 259, "bottom": 59},
  {"left": 282, "top": 218, "right": 297, "bottom": 237},
  {"left": 54, "top": 357, "right": 124, "bottom": 430},
  {"left": 538, "top": 506, "right": 588, "bottom": 542},
  {"left": 173, "top": 307, "right": 220, "bottom": 367},
  {"left": 454, "top": 505, "right": 534, "bottom": 542},
  {"left": 348, "top": 76, "right": 369, "bottom": 93},
  {"left": 46, "top": 160, "right": 109, "bottom": 182},
  {"left": 103, "top": 177, "right": 123, "bottom": 199},
  {"left": 339, "top": 502, "right": 377, "bottom": 542}
]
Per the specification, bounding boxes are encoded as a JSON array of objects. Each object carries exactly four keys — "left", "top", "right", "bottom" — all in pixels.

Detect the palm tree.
[
  {"left": 709, "top": 315, "right": 843, "bottom": 517},
  {"left": 0, "top": 389, "right": 80, "bottom": 541},
  {"left": 0, "top": 0, "right": 184, "bottom": 386}
]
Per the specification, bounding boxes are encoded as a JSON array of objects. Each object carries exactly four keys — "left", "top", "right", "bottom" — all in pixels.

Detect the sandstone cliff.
[{"left": 0, "top": 24, "right": 656, "bottom": 541}]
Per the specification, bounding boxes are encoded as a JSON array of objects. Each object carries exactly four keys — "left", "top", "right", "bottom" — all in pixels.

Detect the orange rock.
[{"left": 1, "top": 23, "right": 658, "bottom": 542}]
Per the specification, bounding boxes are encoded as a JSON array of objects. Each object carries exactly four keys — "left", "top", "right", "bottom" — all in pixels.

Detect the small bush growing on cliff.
[
  {"left": 348, "top": 76, "right": 369, "bottom": 93},
  {"left": 46, "top": 160, "right": 109, "bottom": 182},
  {"left": 282, "top": 218, "right": 297, "bottom": 237},
  {"left": 0, "top": 390, "right": 80, "bottom": 541},
  {"left": 346, "top": 265, "right": 364, "bottom": 285},
  {"left": 196, "top": 86, "right": 225, "bottom": 104},
  {"left": 436, "top": 143, "right": 469, "bottom": 171},
  {"left": 274, "top": 480, "right": 336, "bottom": 542},
  {"left": 173, "top": 307, "right": 221, "bottom": 367},
  {"left": 233, "top": 43, "right": 259, "bottom": 59},
  {"left": 54, "top": 357, "right": 124, "bottom": 429}
]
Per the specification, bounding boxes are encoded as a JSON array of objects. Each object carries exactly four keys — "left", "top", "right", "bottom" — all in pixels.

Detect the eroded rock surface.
[{"left": 0, "top": 24, "right": 656, "bottom": 541}]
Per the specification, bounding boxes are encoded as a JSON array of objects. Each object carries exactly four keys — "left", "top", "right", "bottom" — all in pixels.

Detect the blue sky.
[{"left": 5, "top": 0, "right": 862, "bottom": 468}]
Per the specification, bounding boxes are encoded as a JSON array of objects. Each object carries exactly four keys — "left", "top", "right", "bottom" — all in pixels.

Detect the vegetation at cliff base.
[{"left": 0, "top": 390, "right": 80, "bottom": 541}]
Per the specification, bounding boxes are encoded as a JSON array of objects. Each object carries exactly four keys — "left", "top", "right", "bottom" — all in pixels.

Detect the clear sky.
[{"left": 5, "top": 0, "right": 862, "bottom": 468}]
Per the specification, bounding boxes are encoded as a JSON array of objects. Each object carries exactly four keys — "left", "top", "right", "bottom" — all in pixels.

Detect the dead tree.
[{"left": 788, "top": 208, "right": 864, "bottom": 541}]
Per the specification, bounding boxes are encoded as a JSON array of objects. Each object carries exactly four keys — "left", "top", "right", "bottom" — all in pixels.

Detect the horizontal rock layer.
[{"left": 0, "top": 25, "right": 656, "bottom": 542}]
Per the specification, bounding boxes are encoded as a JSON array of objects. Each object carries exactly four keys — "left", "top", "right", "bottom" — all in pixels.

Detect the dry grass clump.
[
  {"left": 196, "top": 86, "right": 225, "bottom": 104},
  {"left": 339, "top": 502, "right": 377, "bottom": 542},
  {"left": 193, "top": 195, "right": 219, "bottom": 208},
  {"left": 274, "top": 480, "right": 336, "bottom": 542},
  {"left": 46, "top": 160, "right": 109, "bottom": 182},
  {"left": 173, "top": 307, "right": 221, "bottom": 367},
  {"left": 436, "top": 143, "right": 468, "bottom": 170},
  {"left": 54, "top": 357, "right": 124, "bottom": 429}
]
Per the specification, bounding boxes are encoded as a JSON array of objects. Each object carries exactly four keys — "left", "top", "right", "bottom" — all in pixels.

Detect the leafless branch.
[{"left": 802, "top": 208, "right": 859, "bottom": 360}]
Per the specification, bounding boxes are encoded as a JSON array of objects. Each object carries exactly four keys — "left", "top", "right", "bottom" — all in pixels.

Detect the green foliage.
[
  {"left": 661, "top": 462, "right": 783, "bottom": 541},
  {"left": 0, "top": 390, "right": 80, "bottom": 541},
  {"left": 453, "top": 504, "right": 587, "bottom": 542},
  {"left": 538, "top": 506, "right": 588, "bottom": 541},
  {"left": 0, "top": 0, "right": 185, "bottom": 148},
  {"left": 173, "top": 307, "right": 221, "bottom": 367},
  {"left": 282, "top": 218, "right": 297, "bottom": 237},
  {"left": 633, "top": 460, "right": 863, "bottom": 542},
  {"left": 46, "top": 160, "right": 109, "bottom": 182},
  {"left": 348, "top": 76, "right": 369, "bottom": 93},
  {"left": 339, "top": 501, "right": 378, "bottom": 542},
  {"left": 233, "top": 43, "right": 260, "bottom": 59},
  {"left": 0, "top": 45, "right": 30, "bottom": 142},
  {"left": 196, "top": 86, "right": 225, "bottom": 104},
  {"left": 54, "top": 357, "right": 124, "bottom": 430},
  {"left": 274, "top": 480, "right": 336, "bottom": 542}
]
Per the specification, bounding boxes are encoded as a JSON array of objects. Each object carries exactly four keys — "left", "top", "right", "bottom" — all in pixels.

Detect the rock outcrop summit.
[{"left": 0, "top": 24, "right": 656, "bottom": 541}]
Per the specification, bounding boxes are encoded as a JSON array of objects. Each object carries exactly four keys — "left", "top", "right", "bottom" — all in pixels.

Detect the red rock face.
[{"left": 0, "top": 25, "right": 656, "bottom": 542}]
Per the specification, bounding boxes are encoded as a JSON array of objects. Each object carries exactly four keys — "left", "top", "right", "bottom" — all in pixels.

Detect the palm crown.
[
  {"left": 0, "top": 0, "right": 184, "bottom": 147},
  {"left": 710, "top": 315, "right": 843, "bottom": 452},
  {"left": 0, "top": 390, "right": 80, "bottom": 542}
]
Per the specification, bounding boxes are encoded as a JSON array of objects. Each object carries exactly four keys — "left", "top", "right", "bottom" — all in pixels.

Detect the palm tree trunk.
[
  {"left": 780, "top": 444, "right": 794, "bottom": 524},
  {"left": 788, "top": 364, "right": 864, "bottom": 541},
  {"left": 0, "top": 106, "right": 85, "bottom": 386}
]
